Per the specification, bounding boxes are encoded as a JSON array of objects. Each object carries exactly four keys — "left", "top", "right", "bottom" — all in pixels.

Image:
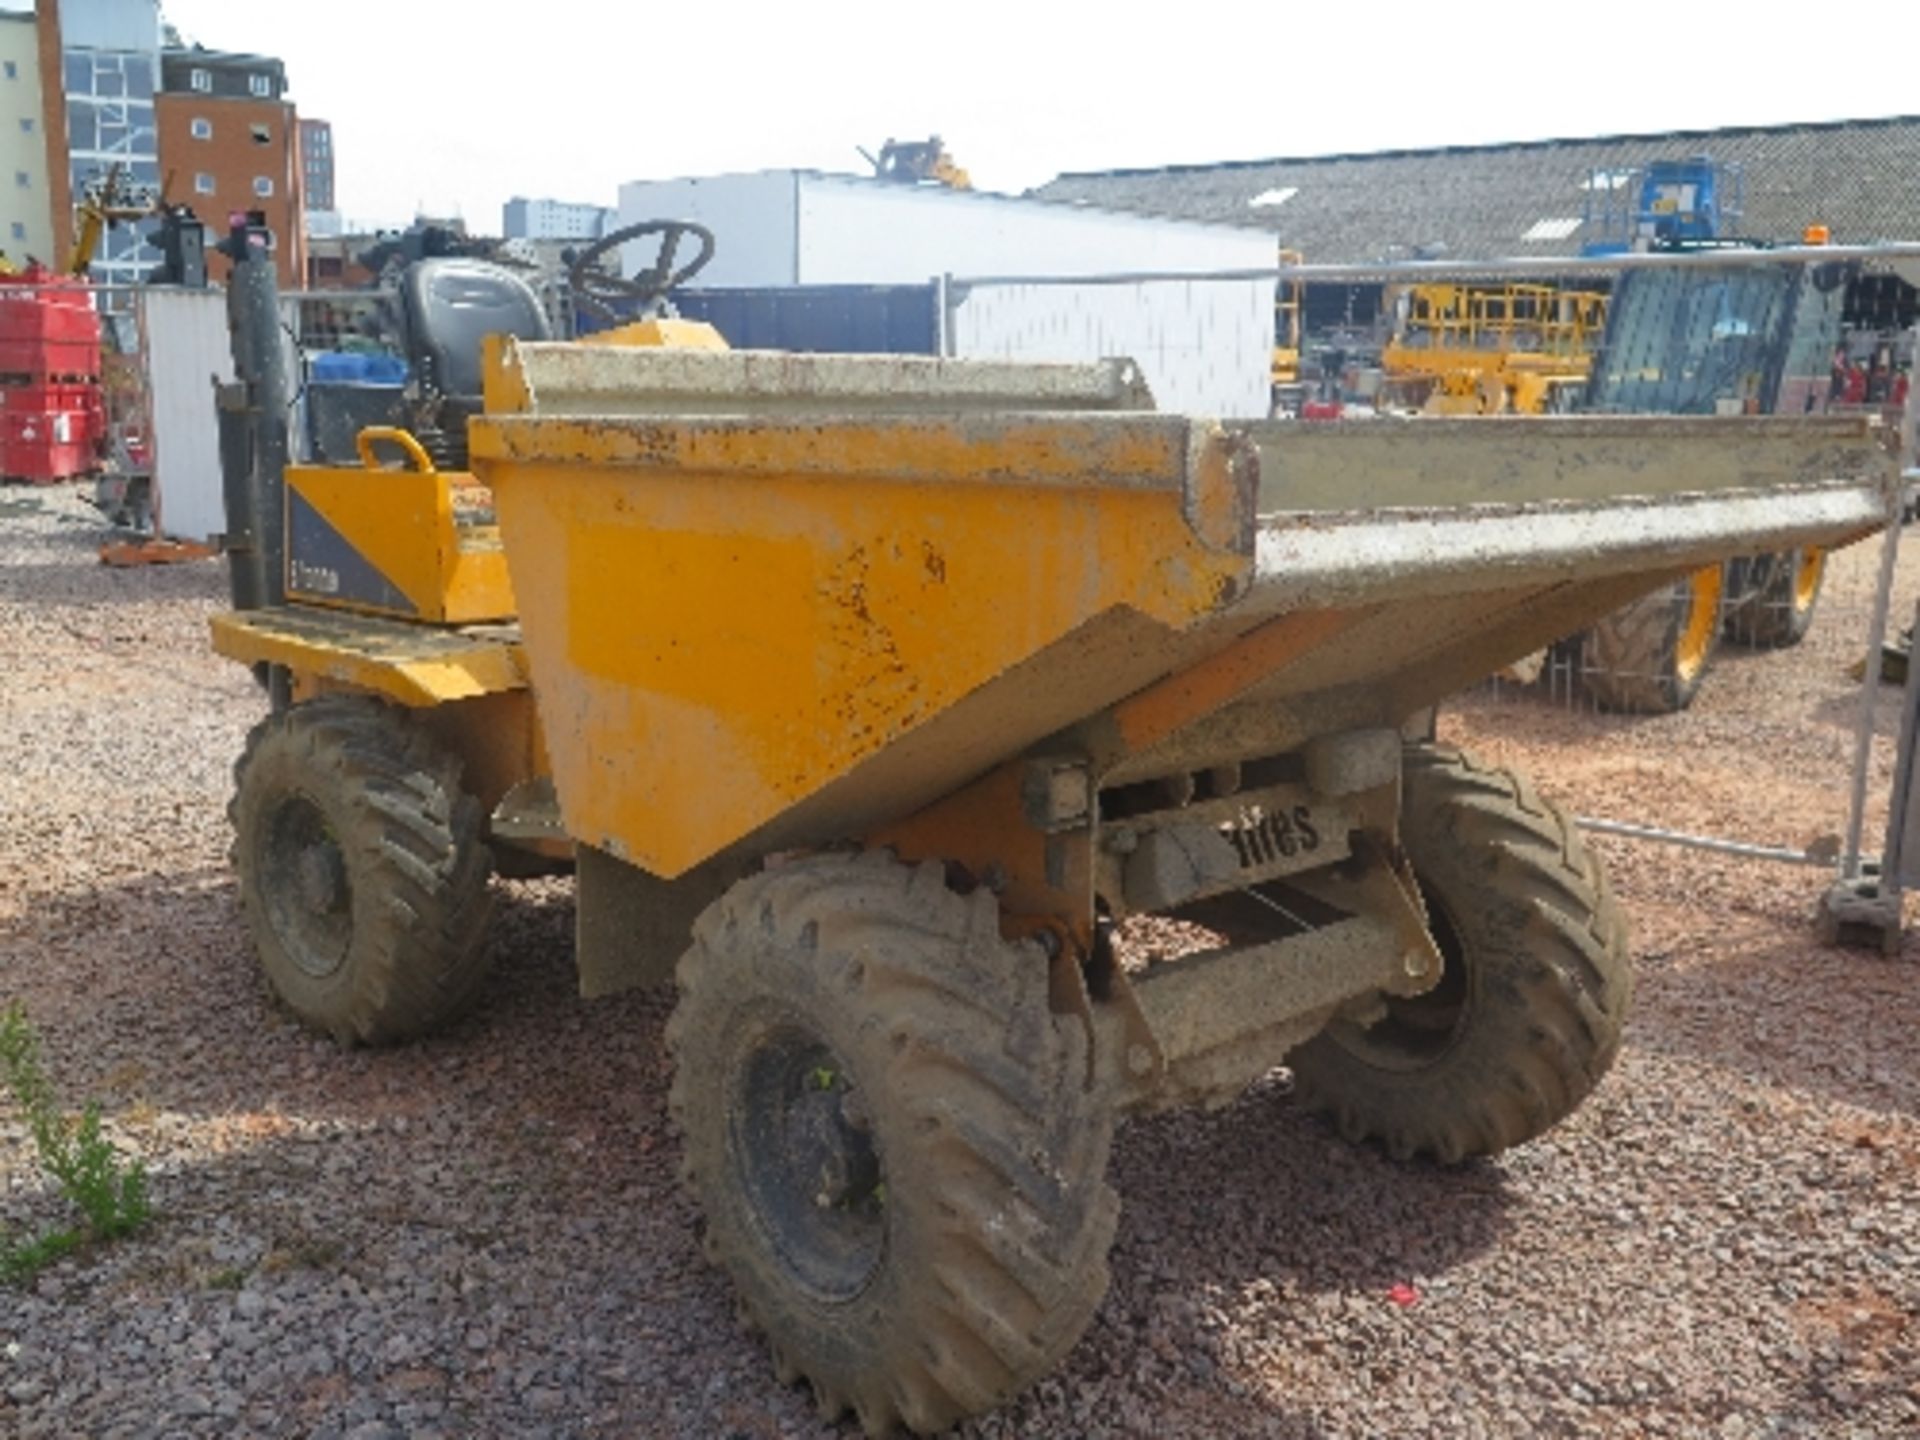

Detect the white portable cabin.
[{"left": 615, "top": 171, "right": 1277, "bottom": 418}]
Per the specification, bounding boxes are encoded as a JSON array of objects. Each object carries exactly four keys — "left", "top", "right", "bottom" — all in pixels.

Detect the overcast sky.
[{"left": 153, "top": 0, "right": 1913, "bottom": 232}]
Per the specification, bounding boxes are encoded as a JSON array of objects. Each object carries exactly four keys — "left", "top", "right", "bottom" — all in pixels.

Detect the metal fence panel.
[{"left": 949, "top": 277, "right": 1272, "bottom": 418}]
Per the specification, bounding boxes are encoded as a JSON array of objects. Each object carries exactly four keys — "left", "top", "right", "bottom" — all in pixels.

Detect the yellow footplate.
[{"left": 209, "top": 605, "right": 527, "bottom": 706}]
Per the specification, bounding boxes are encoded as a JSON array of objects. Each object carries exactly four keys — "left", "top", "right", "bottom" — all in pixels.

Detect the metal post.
[
  {"left": 935, "top": 272, "right": 956, "bottom": 359},
  {"left": 1840, "top": 320, "right": 1920, "bottom": 881},
  {"left": 1903, "top": 319, "right": 1920, "bottom": 473},
  {"left": 1874, "top": 597, "right": 1920, "bottom": 898},
  {"left": 1841, "top": 486, "right": 1904, "bottom": 879},
  {"left": 1820, "top": 593, "right": 1920, "bottom": 953},
  {"left": 216, "top": 215, "right": 290, "bottom": 615}
]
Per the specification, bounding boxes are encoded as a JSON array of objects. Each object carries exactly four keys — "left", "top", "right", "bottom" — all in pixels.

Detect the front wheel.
[
  {"left": 667, "top": 851, "right": 1118, "bottom": 1437},
  {"left": 1289, "top": 744, "right": 1632, "bottom": 1163}
]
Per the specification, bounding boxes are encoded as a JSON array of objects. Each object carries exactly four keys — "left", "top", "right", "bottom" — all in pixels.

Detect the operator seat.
[{"left": 399, "top": 257, "right": 551, "bottom": 469}]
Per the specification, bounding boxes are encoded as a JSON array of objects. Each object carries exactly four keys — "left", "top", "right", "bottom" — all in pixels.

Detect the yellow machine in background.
[
  {"left": 1272, "top": 247, "right": 1304, "bottom": 389},
  {"left": 67, "top": 163, "right": 163, "bottom": 275},
  {"left": 862, "top": 135, "right": 972, "bottom": 190},
  {"left": 1381, "top": 281, "right": 1608, "bottom": 414}
]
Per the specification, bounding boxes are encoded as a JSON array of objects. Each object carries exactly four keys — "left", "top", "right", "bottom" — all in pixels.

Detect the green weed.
[
  {"left": 0, "top": 1003, "right": 152, "bottom": 1284},
  {"left": 205, "top": 1264, "right": 249, "bottom": 1290}
]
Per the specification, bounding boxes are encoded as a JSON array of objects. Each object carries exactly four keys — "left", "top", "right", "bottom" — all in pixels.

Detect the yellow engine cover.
[{"left": 284, "top": 457, "right": 516, "bottom": 624}]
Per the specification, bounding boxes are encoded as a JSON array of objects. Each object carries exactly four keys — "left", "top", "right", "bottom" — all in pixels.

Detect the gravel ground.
[{"left": 3, "top": 486, "right": 1919, "bottom": 1438}]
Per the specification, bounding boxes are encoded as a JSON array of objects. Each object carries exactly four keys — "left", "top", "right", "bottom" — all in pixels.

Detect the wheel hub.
[
  {"left": 295, "top": 841, "right": 346, "bottom": 916},
  {"left": 261, "top": 795, "right": 353, "bottom": 979},
  {"left": 789, "top": 1082, "right": 881, "bottom": 1211},
  {"left": 731, "top": 1028, "right": 886, "bottom": 1302},
  {"left": 1327, "top": 878, "right": 1470, "bottom": 1069}
]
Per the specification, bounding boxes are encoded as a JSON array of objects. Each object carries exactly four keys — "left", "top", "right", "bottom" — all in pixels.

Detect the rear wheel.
[
  {"left": 230, "top": 696, "right": 494, "bottom": 1044},
  {"left": 667, "top": 851, "right": 1118, "bottom": 1437},
  {"left": 1726, "top": 547, "right": 1824, "bottom": 649},
  {"left": 1289, "top": 744, "right": 1632, "bottom": 1163},
  {"left": 1581, "top": 565, "right": 1725, "bottom": 714}
]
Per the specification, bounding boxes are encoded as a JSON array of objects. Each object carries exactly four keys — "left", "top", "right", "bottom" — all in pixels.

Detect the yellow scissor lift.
[
  {"left": 1381, "top": 280, "right": 1609, "bottom": 415},
  {"left": 211, "top": 329, "right": 1890, "bottom": 1435},
  {"left": 1271, "top": 246, "right": 1305, "bottom": 403}
]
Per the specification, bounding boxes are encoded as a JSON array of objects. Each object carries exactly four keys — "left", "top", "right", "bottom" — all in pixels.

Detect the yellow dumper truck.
[{"left": 209, "top": 238, "right": 1891, "bottom": 1434}]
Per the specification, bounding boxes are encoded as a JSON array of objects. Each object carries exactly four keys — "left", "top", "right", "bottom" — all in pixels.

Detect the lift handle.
[{"left": 355, "top": 426, "right": 438, "bottom": 474}]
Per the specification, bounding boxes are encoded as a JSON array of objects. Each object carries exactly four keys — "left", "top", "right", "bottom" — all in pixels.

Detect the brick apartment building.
[
  {"left": 154, "top": 47, "right": 304, "bottom": 286},
  {"left": 29, "top": 3, "right": 307, "bottom": 289},
  {"left": 298, "top": 116, "right": 332, "bottom": 212}
]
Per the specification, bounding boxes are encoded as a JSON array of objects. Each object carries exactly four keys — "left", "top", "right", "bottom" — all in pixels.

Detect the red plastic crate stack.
[{"left": 0, "top": 265, "right": 106, "bottom": 484}]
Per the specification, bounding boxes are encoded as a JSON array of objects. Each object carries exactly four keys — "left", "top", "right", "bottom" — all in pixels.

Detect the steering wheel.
[{"left": 568, "top": 219, "right": 716, "bottom": 329}]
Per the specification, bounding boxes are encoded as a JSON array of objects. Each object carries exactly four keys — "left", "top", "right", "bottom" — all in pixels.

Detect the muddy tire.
[
  {"left": 1581, "top": 566, "right": 1724, "bottom": 714},
  {"left": 229, "top": 695, "right": 494, "bottom": 1045},
  {"left": 1726, "top": 547, "right": 1824, "bottom": 649},
  {"left": 667, "top": 851, "right": 1118, "bottom": 1437},
  {"left": 1289, "top": 744, "right": 1632, "bottom": 1163}
]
